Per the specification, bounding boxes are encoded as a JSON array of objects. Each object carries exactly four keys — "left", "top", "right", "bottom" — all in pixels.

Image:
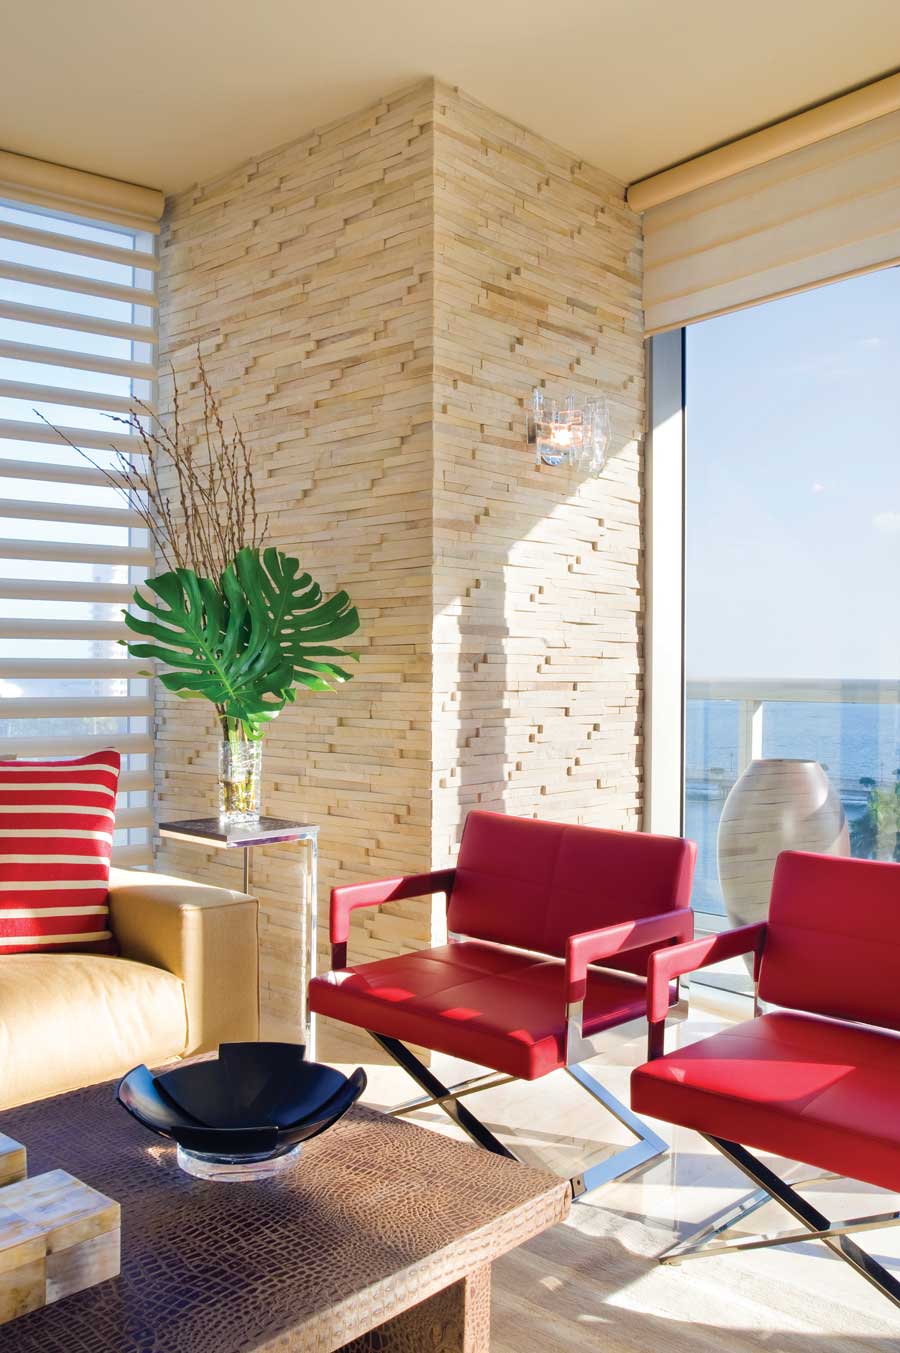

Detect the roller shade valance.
[
  {"left": 639, "top": 96, "right": 900, "bottom": 334},
  {"left": 0, "top": 149, "right": 164, "bottom": 231}
]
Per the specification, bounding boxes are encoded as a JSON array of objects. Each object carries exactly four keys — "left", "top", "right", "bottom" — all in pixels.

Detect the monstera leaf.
[
  {"left": 230, "top": 547, "right": 360, "bottom": 692},
  {"left": 123, "top": 548, "right": 360, "bottom": 736}
]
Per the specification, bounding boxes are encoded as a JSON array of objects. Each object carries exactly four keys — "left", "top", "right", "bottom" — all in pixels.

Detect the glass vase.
[{"left": 218, "top": 732, "right": 262, "bottom": 825}]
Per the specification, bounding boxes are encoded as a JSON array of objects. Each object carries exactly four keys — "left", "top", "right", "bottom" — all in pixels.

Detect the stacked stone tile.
[
  {"left": 155, "top": 79, "right": 643, "bottom": 1050},
  {"left": 431, "top": 85, "right": 644, "bottom": 866}
]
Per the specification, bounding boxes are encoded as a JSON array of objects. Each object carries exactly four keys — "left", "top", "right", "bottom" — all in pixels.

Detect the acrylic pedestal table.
[{"left": 158, "top": 817, "right": 319, "bottom": 1054}]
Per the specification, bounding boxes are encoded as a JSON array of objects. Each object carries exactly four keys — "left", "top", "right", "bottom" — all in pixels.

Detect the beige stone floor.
[{"left": 323, "top": 992, "right": 900, "bottom": 1350}]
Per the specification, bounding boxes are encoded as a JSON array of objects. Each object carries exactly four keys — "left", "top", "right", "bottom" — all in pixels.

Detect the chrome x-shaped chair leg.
[
  {"left": 369, "top": 1033, "right": 518, "bottom": 1161},
  {"left": 660, "top": 1136, "right": 900, "bottom": 1310},
  {"left": 370, "top": 1032, "right": 667, "bottom": 1198},
  {"left": 565, "top": 1063, "right": 667, "bottom": 1196}
]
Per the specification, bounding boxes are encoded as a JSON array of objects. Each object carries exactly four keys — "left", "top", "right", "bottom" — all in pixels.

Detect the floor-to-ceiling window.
[
  {"left": 0, "top": 200, "right": 156, "bottom": 865},
  {"left": 683, "top": 266, "right": 900, "bottom": 984}
]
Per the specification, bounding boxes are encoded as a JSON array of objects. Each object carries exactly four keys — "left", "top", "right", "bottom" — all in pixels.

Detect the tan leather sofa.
[{"left": 0, "top": 866, "right": 260, "bottom": 1110}]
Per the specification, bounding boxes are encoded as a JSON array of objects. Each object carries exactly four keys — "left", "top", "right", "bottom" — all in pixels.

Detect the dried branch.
[{"left": 33, "top": 352, "right": 266, "bottom": 581}]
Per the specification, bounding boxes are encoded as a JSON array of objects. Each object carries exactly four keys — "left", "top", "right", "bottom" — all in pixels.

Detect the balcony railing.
[
  {"left": 684, "top": 676, "right": 900, "bottom": 990},
  {"left": 685, "top": 676, "right": 900, "bottom": 929},
  {"left": 686, "top": 676, "right": 900, "bottom": 799}
]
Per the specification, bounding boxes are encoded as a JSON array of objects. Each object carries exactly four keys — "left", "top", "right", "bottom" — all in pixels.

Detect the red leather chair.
[
  {"left": 631, "top": 849, "right": 900, "bottom": 1309},
  {"left": 309, "top": 810, "right": 696, "bottom": 1195}
]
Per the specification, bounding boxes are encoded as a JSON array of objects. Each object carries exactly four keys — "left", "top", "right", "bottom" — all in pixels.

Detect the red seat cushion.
[
  {"left": 310, "top": 940, "right": 667, "bottom": 1080},
  {"left": 631, "top": 1010, "right": 900, "bottom": 1192},
  {"left": 0, "top": 750, "right": 120, "bottom": 954}
]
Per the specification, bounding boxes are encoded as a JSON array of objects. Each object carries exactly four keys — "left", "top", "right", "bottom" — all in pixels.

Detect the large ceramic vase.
[{"left": 717, "top": 758, "right": 850, "bottom": 938}]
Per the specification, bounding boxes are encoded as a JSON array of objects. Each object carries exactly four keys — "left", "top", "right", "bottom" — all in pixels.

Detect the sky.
[{"left": 685, "top": 264, "right": 900, "bottom": 681}]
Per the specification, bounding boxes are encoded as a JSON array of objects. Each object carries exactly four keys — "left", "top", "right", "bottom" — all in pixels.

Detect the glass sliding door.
[{"left": 684, "top": 267, "right": 900, "bottom": 978}]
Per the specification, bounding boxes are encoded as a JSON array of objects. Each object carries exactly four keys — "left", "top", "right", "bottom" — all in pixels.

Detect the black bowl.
[{"left": 117, "top": 1042, "right": 366, "bottom": 1179}]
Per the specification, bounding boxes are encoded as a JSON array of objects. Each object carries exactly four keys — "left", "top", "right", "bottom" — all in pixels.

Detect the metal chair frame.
[
  {"left": 649, "top": 978, "right": 900, "bottom": 1309},
  {"left": 324, "top": 854, "right": 694, "bottom": 1202},
  {"left": 369, "top": 951, "right": 687, "bottom": 1199},
  {"left": 660, "top": 1133, "right": 900, "bottom": 1309}
]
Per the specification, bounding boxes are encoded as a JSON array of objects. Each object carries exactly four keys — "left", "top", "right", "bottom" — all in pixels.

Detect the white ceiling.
[{"left": 3, "top": 0, "right": 900, "bottom": 196}]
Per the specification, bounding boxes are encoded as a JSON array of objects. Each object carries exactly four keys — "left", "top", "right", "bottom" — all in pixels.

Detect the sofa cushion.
[
  {"left": 0, "top": 749, "right": 120, "bottom": 954},
  {"left": 0, "top": 953, "right": 188, "bottom": 1109}
]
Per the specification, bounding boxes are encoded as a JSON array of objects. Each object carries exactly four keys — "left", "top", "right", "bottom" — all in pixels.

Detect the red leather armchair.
[
  {"left": 310, "top": 810, "right": 696, "bottom": 1196},
  {"left": 631, "top": 849, "right": 900, "bottom": 1309}
]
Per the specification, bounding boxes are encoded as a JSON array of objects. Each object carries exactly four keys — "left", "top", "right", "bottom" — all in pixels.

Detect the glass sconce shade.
[{"left": 531, "top": 388, "right": 610, "bottom": 477}]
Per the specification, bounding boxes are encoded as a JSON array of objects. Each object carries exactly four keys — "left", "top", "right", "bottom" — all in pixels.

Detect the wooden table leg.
[{"left": 339, "top": 1262, "right": 492, "bottom": 1352}]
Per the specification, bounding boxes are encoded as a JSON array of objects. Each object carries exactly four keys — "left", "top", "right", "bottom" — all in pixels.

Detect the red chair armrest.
[
  {"left": 329, "top": 869, "right": 456, "bottom": 966},
  {"left": 645, "top": 922, "right": 768, "bottom": 1056},
  {"left": 565, "top": 909, "right": 694, "bottom": 1006}
]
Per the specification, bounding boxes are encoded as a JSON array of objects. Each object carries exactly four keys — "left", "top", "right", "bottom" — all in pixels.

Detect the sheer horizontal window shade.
[
  {"left": 0, "top": 151, "right": 163, "bottom": 867},
  {"left": 641, "top": 105, "right": 900, "bottom": 334}
]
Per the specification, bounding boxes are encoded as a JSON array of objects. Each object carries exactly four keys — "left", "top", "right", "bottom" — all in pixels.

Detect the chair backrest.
[
  {"left": 447, "top": 810, "right": 695, "bottom": 971},
  {"left": 759, "top": 850, "right": 900, "bottom": 1030}
]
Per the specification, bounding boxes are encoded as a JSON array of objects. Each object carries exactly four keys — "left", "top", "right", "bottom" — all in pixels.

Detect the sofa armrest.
[{"left": 108, "top": 867, "right": 260, "bottom": 1055}]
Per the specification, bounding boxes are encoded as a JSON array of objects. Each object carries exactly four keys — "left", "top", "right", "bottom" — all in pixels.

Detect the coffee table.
[{"left": 0, "top": 1078, "right": 570, "bottom": 1351}]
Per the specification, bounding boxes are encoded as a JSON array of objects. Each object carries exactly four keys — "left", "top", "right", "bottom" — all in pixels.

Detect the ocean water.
[{"left": 686, "top": 699, "right": 900, "bottom": 914}]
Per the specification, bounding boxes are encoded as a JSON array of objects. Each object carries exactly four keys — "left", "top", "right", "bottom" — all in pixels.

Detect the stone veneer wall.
[
  {"left": 154, "top": 79, "right": 644, "bottom": 1052},
  {"left": 431, "top": 85, "right": 644, "bottom": 864},
  {"left": 155, "top": 82, "right": 437, "bottom": 1043}
]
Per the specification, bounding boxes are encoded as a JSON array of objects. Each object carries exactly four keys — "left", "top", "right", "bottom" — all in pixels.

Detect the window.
[
  {"left": 0, "top": 199, "right": 157, "bottom": 865},
  {"left": 682, "top": 267, "right": 900, "bottom": 983}
]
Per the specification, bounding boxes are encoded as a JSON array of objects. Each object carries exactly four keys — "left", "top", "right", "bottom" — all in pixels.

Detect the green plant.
[
  {"left": 850, "top": 769, "right": 900, "bottom": 862},
  {"left": 38, "top": 355, "right": 361, "bottom": 745},
  {"left": 124, "top": 548, "right": 359, "bottom": 741}
]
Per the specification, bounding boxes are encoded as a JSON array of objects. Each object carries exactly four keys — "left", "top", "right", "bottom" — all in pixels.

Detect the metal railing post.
[{"left": 736, "top": 698, "right": 764, "bottom": 773}]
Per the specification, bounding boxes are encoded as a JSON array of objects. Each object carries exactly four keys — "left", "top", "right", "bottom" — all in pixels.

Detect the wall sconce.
[{"left": 528, "top": 387, "right": 610, "bottom": 477}]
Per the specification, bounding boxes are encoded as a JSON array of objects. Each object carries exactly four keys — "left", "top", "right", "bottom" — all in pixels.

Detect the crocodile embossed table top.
[{"left": 0, "top": 1079, "right": 570, "bottom": 1352}]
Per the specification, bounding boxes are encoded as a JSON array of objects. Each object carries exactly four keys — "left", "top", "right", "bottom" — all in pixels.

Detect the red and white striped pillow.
[{"left": 0, "top": 749, "right": 120, "bottom": 954}]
